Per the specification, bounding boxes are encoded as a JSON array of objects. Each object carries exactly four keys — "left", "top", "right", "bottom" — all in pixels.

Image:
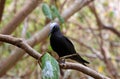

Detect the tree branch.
[
  {"left": 61, "top": 0, "right": 94, "bottom": 20},
  {"left": 0, "top": 34, "right": 41, "bottom": 59},
  {"left": 88, "top": 3, "right": 119, "bottom": 78},
  {"left": 0, "top": 0, "right": 94, "bottom": 76},
  {"left": 88, "top": 3, "right": 120, "bottom": 37},
  {"left": 0, "top": 0, "right": 6, "bottom": 23},
  {"left": 0, "top": 34, "right": 110, "bottom": 79},
  {"left": 0, "top": 0, "right": 41, "bottom": 34},
  {"left": 60, "top": 62, "right": 110, "bottom": 79}
]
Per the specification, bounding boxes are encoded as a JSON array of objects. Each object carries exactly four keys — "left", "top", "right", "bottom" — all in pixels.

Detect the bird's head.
[{"left": 49, "top": 22, "right": 60, "bottom": 34}]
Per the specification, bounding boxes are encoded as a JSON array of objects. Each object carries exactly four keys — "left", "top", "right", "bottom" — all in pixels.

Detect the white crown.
[{"left": 50, "top": 22, "right": 58, "bottom": 31}]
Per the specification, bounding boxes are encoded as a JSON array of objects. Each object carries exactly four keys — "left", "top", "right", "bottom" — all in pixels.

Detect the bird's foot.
[
  {"left": 58, "top": 58, "right": 67, "bottom": 68},
  {"left": 58, "top": 58, "right": 65, "bottom": 65}
]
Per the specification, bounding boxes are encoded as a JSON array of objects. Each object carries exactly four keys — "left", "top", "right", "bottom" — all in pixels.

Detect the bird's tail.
[{"left": 70, "top": 54, "right": 89, "bottom": 66}]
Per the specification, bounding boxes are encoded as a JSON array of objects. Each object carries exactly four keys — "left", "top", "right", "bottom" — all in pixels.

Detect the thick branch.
[
  {"left": 0, "top": 34, "right": 41, "bottom": 59},
  {"left": 0, "top": 0, "right": 6, "bottom": 23},
  {"left": 0, "top": 35, "right": 110, "bottom": 79},
  {"left": 61, "top": 0, "right": 94, "bottom": 20},
  {"left": 0, "top": 0, "right": 94, "bottom": 76},
  {"left": 60, "top": 62, "right": 110, "bottom": 79},
  {"left": 0, "top": 0, "right": 41, "bottom": 34}
]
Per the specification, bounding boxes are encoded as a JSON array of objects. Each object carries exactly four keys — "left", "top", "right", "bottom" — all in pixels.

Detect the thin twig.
[{"left": 88, "top": 3, "right": 120, "bottom": 37}]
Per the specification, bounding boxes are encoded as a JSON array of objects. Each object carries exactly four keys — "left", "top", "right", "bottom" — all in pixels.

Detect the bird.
[{"left": 49, "top": 22, "right": 89, "bottom": 65}]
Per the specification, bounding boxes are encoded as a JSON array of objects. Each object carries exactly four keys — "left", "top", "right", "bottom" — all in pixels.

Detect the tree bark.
[
  {"left": 0, "top": 0, "right": 41, "bottom": 34},
  {"left": 0, "top": 0, "right": 94, "bottom": 77},
  {"left": 0, "top": 34, "right": 110, "bottom": 79},
  {"left": 0, "top": 0, "right": 6, "bottom": 23}
]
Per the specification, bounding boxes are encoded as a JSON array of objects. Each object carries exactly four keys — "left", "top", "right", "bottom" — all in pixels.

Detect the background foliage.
[{"left": 0, "top": 0, "right": 120, "bottom": 79}]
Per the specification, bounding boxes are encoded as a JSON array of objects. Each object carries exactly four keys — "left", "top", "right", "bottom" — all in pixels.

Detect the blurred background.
[{"left": 0, "top": 0, "right": 120, "bottom": 79}]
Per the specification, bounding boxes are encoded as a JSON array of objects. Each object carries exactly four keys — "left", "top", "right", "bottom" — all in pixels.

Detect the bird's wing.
[
  {"left": 63, "top": 36, "right": 74, "bottom": 47},
  {"left": 61, "top": 36, "right": 76, "bottom": 53}
]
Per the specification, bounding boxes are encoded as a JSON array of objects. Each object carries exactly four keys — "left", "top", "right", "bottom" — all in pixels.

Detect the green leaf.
[
  {"left": 41, "top": 53, "right": 60, "bottom": 79},
  {"left": 51, "top": 5, "right": 64, "bottom": 23},
  {"left": 51, "top": 5, "right": 58, "bottom": 18},
  {"left": 42, "top": 3, "right": 53, "bottom": 20},
  {"left": 26, "top": 32, "right": 31, "bottom": 39},
  {"left": 58, "top": 15, "right": 64, "bottom": 24}
]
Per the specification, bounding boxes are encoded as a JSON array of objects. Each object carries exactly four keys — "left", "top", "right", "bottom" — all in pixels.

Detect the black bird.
[{"left": 49, "top": 22, "right": 89, "bottom": 65}]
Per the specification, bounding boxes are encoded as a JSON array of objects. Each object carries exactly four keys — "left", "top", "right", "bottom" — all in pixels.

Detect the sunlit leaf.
[
  {"left": 42, "top": 3, "right": 53, "bottom": 20},
  {"left": 51, "top": 5, "right": 64, "bottom": 23},
  {"left": 41, "top": 53, "right": 60, "bottom": 79}
]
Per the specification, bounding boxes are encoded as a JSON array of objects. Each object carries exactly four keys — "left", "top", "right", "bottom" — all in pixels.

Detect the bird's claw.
[{"left": 58, "top": 58, "right": 65, "bottom": 64}]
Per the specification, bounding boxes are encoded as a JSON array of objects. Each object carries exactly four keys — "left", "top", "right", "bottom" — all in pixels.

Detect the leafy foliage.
[
  {"left": 0, "top": 0, "right": 120, "bottom": 79},
  {"left": 42, "top": 3, "right": 53, "bottom": 20},
  {"left": 42, "top": 3, "right": 64, "bottom": 23}
]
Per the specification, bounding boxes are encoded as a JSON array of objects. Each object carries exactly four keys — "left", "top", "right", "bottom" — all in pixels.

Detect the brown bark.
[
  {"left": 61, "top": 0, "right": 94, "bottom": 20},
  {"left": 0, "top": 0, "right": 6, "bottom": 23},
  {"left": 89, "top": 3, "right": 120, "bottom": 37},
  {"left": 0, "top": 0, "right": 94, "bottom": 77},
  {"left": 89, "top": 3, "right": 118, "bottom": 79},
  {"left": 61, "top": 62, "right": 110, "bottom": 79},
  {"left": 0, "top": 34, "right": 110, "bottom": 79},
  {"left": 0, "top": 34, "right": 41, "bottom": 59},
  {"left": 0, "top": 0, "right": 41, "bottom": 34}
]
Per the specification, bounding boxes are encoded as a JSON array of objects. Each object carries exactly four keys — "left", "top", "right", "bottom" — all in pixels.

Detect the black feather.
[{"left": 50, "top": 23, "right": 89, "bottom": 65}]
